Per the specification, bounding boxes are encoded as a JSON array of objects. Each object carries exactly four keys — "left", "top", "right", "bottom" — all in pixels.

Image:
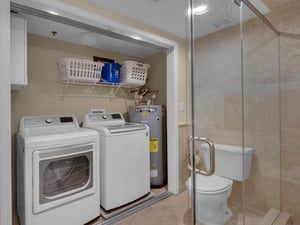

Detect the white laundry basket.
[
  {"left": 120, "top": 61, "right": 150, "bottom": 86},
  {"left": 58, "top": 58, "right": 103, "bottom": 82}
]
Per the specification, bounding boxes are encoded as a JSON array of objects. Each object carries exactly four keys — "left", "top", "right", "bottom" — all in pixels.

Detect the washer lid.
[
  {"left": 188, "top": 174, "right": 232, "bottom": 194},
  {"left": 107, "top": 123, "right": 147, "bottom": 134}
]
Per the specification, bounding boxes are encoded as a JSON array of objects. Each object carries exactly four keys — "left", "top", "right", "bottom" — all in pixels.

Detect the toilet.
[{"left": 187, "top": 143, "right": 254, "bottom": 225}]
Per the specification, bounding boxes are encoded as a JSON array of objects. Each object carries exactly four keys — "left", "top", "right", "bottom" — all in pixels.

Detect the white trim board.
[{"left": 0, "top": 0, "right": 12, "bottom": 225}]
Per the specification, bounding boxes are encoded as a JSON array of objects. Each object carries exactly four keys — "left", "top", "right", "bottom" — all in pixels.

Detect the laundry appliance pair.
[{"left": 17, "top": 113, "right": 150, "bottom": 225}]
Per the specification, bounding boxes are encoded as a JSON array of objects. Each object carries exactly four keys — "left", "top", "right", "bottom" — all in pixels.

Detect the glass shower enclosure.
[{"left": 187, "top": 0, "right": 280, "bottom": 224}]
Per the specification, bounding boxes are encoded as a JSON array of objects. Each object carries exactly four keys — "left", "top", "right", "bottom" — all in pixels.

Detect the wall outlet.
[{"left": 179, "top": 102, "right": 185, "bottom": 112}]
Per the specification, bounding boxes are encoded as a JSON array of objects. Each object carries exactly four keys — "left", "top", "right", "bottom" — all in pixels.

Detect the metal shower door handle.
[{"left": 187, "top": 136, "right": 215, "bottom": 176}]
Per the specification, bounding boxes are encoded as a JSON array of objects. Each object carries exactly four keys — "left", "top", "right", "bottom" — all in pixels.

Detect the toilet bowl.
[
  {"left": 186, "top": 143, "right": 254, "bottom": 225},
  {"left": 187, "top": 174, "right": 233, "bottom": 225}
]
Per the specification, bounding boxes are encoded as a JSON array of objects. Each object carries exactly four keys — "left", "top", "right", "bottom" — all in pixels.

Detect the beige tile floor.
[
  {"left": 115, "top": 190, "right": 191, "bottom": 225},
  {"left": 113, "top": 192, "right": 255, "bottom": 225},
  {"left": 89, "top": 188, "right": 270, "bottom": 225}
]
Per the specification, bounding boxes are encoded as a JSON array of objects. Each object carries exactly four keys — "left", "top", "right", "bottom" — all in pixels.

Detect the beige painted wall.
[
  {"left": 178, "top": 124, "right": 190, "bottom": 192},
  {"left": 143, "top": 52, "right": 167, "bottom": 105},
  {"left": 11, "top": 33, "right": 166, "bottom": 225}
]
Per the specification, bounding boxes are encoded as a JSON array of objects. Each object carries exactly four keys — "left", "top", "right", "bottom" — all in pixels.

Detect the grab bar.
[{"left": 187, "top": 136, "right": 215, "bottom": 176}]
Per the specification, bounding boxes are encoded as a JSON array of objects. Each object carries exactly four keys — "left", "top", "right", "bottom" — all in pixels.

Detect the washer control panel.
[
  {"left": 88, "top": 113, "right": 123, "bottom": 123},
  {"left": 85, "top": 113, "right": 125, "bottom": 127}
]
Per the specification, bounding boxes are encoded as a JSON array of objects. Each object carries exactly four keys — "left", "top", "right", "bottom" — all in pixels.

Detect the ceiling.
[
  {"left": 17, "top": 0, "right": 293, "bottom": 58},
  {"left": 88, "top": 0, "right": 270, "bottom": 38},
  {"left": 88, "top": 0, "right": 187, "bottom": 39},
  {"left": 18, "top": 12, "right": 161, "bottom": 58}
]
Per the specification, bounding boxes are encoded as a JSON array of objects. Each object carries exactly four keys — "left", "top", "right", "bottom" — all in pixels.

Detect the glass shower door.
[
  {"left": 187, "top": 0, "right": 243, "bottom": 224},
  {"left": 241, "top": 2, "right": 281, "bottom": 224},
  {"left": 187, "top": 0, "right": 281, "bottom": 224}
]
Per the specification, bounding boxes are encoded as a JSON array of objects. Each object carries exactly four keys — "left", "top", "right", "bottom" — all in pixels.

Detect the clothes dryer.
[
  {"left": 83, "top": 112, "right": 150, "bottom": 211},
  {"left": 17, "top": 115, "right": 100, "bottom": 225}
]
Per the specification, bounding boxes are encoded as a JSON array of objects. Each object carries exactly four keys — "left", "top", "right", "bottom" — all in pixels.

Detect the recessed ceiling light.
[
  {"left": 193, "top": 5, "right": 208, "bottom": 15},
  {"left": 47, "top": 10, "right": 59, "bottom": 16},
  {"left": 131, "top": 35, "right": 142, "bottom": 40}
]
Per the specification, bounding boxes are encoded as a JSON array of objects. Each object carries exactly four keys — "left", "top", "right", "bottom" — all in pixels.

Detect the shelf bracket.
[{"left": 61, "top": 80, "right": 71, "bottom": 101}]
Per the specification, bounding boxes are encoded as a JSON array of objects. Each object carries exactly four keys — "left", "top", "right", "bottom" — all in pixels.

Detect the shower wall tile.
[
  {"left": 263, "top": 176, "right": 281, "bottom": 210},
  {"left": 281, "top": 150, "right": 300, "bottom": 185},
  {"left": 281, "top": 89, "right": 300, "bottom": 130},
  {"left": 281, "top": 181, "right": 300, "bottom": 223},
  {"left": 281, "top": 128, "right": 300, "bottom": 154},
  {"left": 279, "top": 5, "right": 300, "bottom": 34},
  {"left": 279, "top": 11, "right": 300, "bottom": 222},
  {"left": 240, "top": 15, "right": 280, "bottom": 213},
  {"left": 194, "top": 91, "right": 224, "bottom": 131},
  {"left": 192, "top": 16, "right": 281, "bottom": 215},
  {"left": 224, "top": 94, "right": 242, "bottom": 131},
  {"left": 230, "top": 181, "right": 243, "bottom": 206},
  {"left": 266, "top": 2, "right": 300, "bottom": 34},
  {"left": 280, "top": 38, "right": 300, "bottom": 82}
]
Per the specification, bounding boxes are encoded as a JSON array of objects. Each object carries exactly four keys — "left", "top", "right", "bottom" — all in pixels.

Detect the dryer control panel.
[{"left": 19, "top": 116, "right": 79, "bottom": 134}]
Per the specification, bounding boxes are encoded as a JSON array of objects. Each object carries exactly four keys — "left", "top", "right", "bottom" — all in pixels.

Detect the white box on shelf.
[{"left": 11, "top": 15, "right": 27, "bottom": 90}]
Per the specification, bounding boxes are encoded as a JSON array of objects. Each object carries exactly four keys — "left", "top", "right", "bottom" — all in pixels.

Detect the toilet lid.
[{"left": 187, "top": 174, "right": 232, "bottom": 194}]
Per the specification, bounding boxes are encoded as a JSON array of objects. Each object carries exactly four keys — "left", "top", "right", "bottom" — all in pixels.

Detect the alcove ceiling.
[{"left": 19, "top": 12, "right": 161, "bottom": 58}]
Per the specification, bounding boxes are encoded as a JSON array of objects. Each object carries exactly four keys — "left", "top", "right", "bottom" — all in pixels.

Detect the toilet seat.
[{"left": 187, "top": 174, "right": 232, "bottom": 195}]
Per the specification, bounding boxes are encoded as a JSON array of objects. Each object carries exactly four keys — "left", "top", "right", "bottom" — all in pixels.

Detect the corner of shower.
[{"left": 186, "top": 0, "right": 282, "bottom": 224}]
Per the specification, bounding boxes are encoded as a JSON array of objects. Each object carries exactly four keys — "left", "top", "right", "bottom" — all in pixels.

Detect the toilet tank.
[{"left": 202, "top": 143, "right": 254, "bottom": 181}]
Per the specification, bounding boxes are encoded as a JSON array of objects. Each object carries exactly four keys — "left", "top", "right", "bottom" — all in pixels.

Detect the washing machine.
[
  {"left": 129, "top": 105, "right": 167, "bottom": 187},
  {"left": 17, "top": 115, "right": 100, "bottom": 225},
  {"left": 83, "top": 112, "right": 150, "bottom": 211}
]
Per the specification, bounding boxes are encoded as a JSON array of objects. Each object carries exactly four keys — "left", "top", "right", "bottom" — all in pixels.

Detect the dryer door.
[{"left": 32, "top": 143, "right": 96, "bottom": 213}]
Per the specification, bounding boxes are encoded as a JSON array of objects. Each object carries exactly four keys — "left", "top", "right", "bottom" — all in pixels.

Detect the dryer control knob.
[
  {"left": 102, "top": 115, "right": 108, "bottom": 119},
  {"left": 45, "top": 118, "right": 53, "bottom": 124}
]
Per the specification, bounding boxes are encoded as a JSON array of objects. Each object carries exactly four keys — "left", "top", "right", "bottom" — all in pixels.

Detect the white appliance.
[
  {"left": 11, "top": 14, "right": 27, "bottom": 90},
  {"left": 17, "top": 115, "right": 100, "bottom": 225},
  {"left": 186, "top": 144, "right": 254, "bottom": 225},
  {"left": 83, "top": 112, "right": 150, "bottom": 211}
]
